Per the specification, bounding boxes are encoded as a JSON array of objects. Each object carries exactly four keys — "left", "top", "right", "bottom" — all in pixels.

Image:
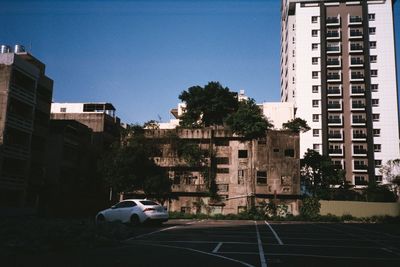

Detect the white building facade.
[{"left": 280, "top": 0, "right": 400, "bottom": 185}]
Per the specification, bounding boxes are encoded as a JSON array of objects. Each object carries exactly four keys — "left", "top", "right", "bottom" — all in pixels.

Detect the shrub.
[{"left": 300, "top": 197, "right": 321, "bottom": 218}]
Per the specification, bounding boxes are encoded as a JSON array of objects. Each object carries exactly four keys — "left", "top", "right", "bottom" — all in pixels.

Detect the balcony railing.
[
  {"left": 352, "top": 103, "right": 365, "bottom": 109},
  {"left": 354, "top": 164, "right": 368, "bottom": 170},
  {"left": 349, "top": 16, "right": 362, "bottom": 23},
  {"left": 353, "top": 133, "right": 367, "bottom": 139},
  {"left": 333, "top": 164, "right": 343, "bottom": 169},
  {"left": 327, "top": 46, "right": 341, "bottom": 53},
  {"left": 327, "top": 74, "right": 341, "bottom": 80},
  {"left": 171, "top": 184, "right": 208, "bottom": 193},
  {"left": 355, "top": 179, "right": 368, "bottom": 185},
  {"left": 349, "top": 30, "right": 363, "bottom": 38},
  {"left": 327, "top": 103, "right": 341, "bottom": 109},
  {"left": 326, "top": 17, "right": 340, "bottom": 24},
  {"left": 351, "top": 88, "right": 365, "bottom": 94},
  {"left": 327, "top": 88, "right": 341, "bottom": 95},
  {"left": 329, "top": 149, "right": 343, "bottom": 155},
  {"left": 327, "top": 60, "right": 340, "bottom": 67},
  {"left": 354, "top": 148, "right": 367, "bottom": 154},
  {"left": 350, "top": 59, "right": 364, "bottom": 66},
  {"left": 326, "top": 32, "right": 340, "bottom": 38},
  {"left": 350, "top": 44, "right": 363, "bottom": 52},
  {"left": 352, "top": 118, "right": 366, "bottom": 124},
  {"left": 328, "top": 118, "right": 342, "bottom": 124},
  {"left": 328, "top": 133, "right": 342, "bottom": 139},
  {"left": 351, "top": 73, "right": 364, "bottom": 80}
]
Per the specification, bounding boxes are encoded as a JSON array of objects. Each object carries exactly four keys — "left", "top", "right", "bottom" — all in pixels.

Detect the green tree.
[
  {"left": 225, "top": 99, "right": 274, "bottom": 140},
  {"left": 380, "top": 159, "right": 400, "bottom": 198},
  {"left": 282, "top": 118, "right": 311, "bottom": 133},
  {"left": 301, "top": 149, "right": 344, "bottom": 197},
  {"left": 100, "top": 124, "right": 171, "bottom": 202},
  {"left": 179, "top": 81, "right": 238, "bottom": 127}
]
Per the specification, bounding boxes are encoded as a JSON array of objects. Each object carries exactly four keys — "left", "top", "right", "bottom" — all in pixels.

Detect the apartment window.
[
  {"left": 376, "top": 175, "right": 383, "bottom": 182},
  {"left": 371, "top": 84, "right": 379, "bottom": 92},
  {"left": 312, "top": 30, "right": 318, "bottom": 37},
  {"left": 373, "top": 129, "right": 381, "bottom": 137},
  {"left": 60, "top": 107, "right": 66, "bottom": 112},
  {"left": 370, "top": 41, "right": 377, "bottom": 49},
  {"left": 256, "top": 171, "right": 267, "bottom": 185},
  {"left": 312, "top": 71, "right": 319, "bottom": 79},
  {"left": 375, "top": 160, "right": 382, "bottom": 167},
  {"left": 216, "top": 157, "right": 229, "bottom": 165},
  {"left": 312, "top": 57, "right": 319, "bottom": 65},
  {"left": 313, "top": 144, "right": 320, "bottom": 152},
  {"left": 312, "top": 43, "right": 319, "bottom": 50},
  {"left": 311, "top": 16, "right": 318, "bottom": 23},
  {"left": 313, "top": 114, "right": 319, "bottom": 122},
  {"left": 217, "top": 184, "right": 229, "bottom": 192},
  {"left": 372, "top": 99, "right": 379, "bottom": 107},
  {"left": 292, "top": 63, "right": 295, "bottom": 70},
  {"left": 238, "top": 150, "right": 248, "bottom": 158},
  {"left": 373, "top": 114, "right": 380, "bottom": 121},
  {"left": 374, "top": 144, "right": 381, "bottom": 152},
  {"left": 292, "top": 77, "right": 295, "bottom": 84},
  {"left": 284, "top": 149, "right": 295, "bottom": 157},
  {"left": 238, "top": 170, "right": 245, "bottom": 184},
  {"left": 215, "top": 140, "right": 229, "bottom": 146},
  {"left": 369, "top": 27, "right": 376, "bottom": 35},
  {"left": 292, "top": 50, "right": 295, "bottom": 57},
  {"left": 292, "top": 37, "right": 295, "bottom": 44},
  {"left": 368, "top": 13, "right": 375, "bottom": 21},
  {"left": 370, "top": 55, "right": 377, "bottom": 63},
  {"left": 313, "top": 129, "right": 319, "bottom": 137},
  {"left": 312, "top": 85, "right": 319, "bottom": 93},
  {"left": 371, "top": 70, "right": 378, "bottom": 77},
  {"left": 312, "top": 100, "right": 319, "bottom": 107}
]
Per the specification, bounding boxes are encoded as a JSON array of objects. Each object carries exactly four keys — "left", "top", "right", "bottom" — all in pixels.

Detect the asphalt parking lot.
[
  {"left": 123, "top": 219, "right": 400, "bottom": 267},
  {"left": 3, "top": 219, "right": 400, "bottom": 267}
]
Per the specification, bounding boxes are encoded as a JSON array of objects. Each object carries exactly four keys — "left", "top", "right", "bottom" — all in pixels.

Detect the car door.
[
  {"left": 106, "top": 201, "right": 126, "bottom": 221},
  {"left": 119, "top": 201, "right": 138, "bottom": 223}
]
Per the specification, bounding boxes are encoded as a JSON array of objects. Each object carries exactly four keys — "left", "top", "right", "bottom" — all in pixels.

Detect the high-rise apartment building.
[
  {"left": 0, "top": 45, "right": 53, "bottom": 207},
  {"left": 280, "top": 0, "right": 399, "bottom": 185}
]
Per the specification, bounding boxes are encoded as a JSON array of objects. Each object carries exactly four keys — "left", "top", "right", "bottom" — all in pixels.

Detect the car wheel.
[
  {"left": 96, "top": 214, "right": 105, "bottom": 224},
  {"left": 130, "top": 214, "right": 140, "bottom": 226}
]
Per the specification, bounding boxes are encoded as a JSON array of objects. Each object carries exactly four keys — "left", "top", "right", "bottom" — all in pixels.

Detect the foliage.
[
  {"left": 179, "top": 81, "right": 238, "bottom": 127},
  {"left": 100, "top": 123, "right": 171, "bottom": 202},
  {"left": 300, "top": 197, "right": 321, "bottom": 218},
  {"left": 282, "top": 118, "right": 311, "bottom": 133},
  {"left": 362, "top": 181, "right": 397, "bottom": 202},
  {"left": 301, "top": 149, "right": 345, "bottom": 197},
  {"left": 225, "top": 98, "right": 274, "bottom": 139},
  {"left": 380, "top": 159, "right": 400, "bottom": 197}
]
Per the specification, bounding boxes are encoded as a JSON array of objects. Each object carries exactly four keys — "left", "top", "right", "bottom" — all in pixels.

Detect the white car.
[{"left": 96, "top": 199, "right": 168, "bottom": 225}]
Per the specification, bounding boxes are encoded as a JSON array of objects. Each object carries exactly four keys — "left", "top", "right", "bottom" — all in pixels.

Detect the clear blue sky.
[{"left": 1, "top": 0, "right": 400, "bottom": 124}]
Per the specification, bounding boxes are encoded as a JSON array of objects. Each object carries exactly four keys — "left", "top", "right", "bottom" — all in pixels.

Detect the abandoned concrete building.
[
  {"left": 143, "top": 127, "right": 301, "bottom": 215},
  {"left": 0, "top": 45, "right": 53, "bottom": 208}
]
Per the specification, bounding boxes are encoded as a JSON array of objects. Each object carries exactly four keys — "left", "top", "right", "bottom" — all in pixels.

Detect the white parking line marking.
[
  {"left": 254, "top": 221, "right": 268, "bottom": 267},
  {"left": 264, "top": 253, "right": 400, "bottom": 261},
  {"left": 136, "top": 242, "right": 256, "bottom": 267},
  {"left": 212, "top": 242, "right": 223, "bottom": 253},
  {"left": 265, "top": 221, "right": 283, "bottom": 245}
]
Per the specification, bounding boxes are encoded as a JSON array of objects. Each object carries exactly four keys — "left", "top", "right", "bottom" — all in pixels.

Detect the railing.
[
  {"left": 171, "top": 184, "right": 208, "bottom": 193},
  {"left": 327, "top": 32, "right": 340, "bottom": 38},
  {"left": 350, "top": 45, "right": 363, "bottom": 51},
  {"left": 327, "top": 60, "right": 340, "bottom": 66},
  {"left": 327, "top": 46, "right": 340, "bottom": 52},
  {"left": 328, "top": 118, "right": 342, "bottom": 124},
  {"left": 354, "top": 164, "right": 368, "bottom": 170},
  {"left": 327, "top": 88, "right": 341, "bottom": 94},
  {"left": 326, "top": 17, "right": 339, "bottom": 24},
  {"left": 350, "top": 59, "right": 364, "bottom": 65},
  {"left": 350, "top": 31, "right": 363, "bottom": 37},
  {"left": 352, "top": 103, "right": 365, "bottom": 109},
  {"left": 327, "top": 74, "right": 341, "bottom": 80},
  {"left": 351, "top": 88, "right": 365, "bottom": 94},
  {"left": 354, "top": 149, "right": 367, "bottom": 154},
  {"left": 349, "top": 16, "right": 362, "bottom": 23},
  {"left": 327, "top": 103, "right": 341, "bottom": 109},
  {"left": 329, "top": 149, "right": 343, "bottom": 154},
  {"left": 328, "top": 133, "right": 342, "bottom": 139},
  {"left": 352, "top": 118, "right": 366, "bottom": 124},
  {"left": 353, "top": 133, "right": 367, "bottom": 139},
  {"left": 6, "top": 113, "right": 34, "bottom": 133},
  {"left": 351, "top": 74, "right": 364, "bottom": 80}
]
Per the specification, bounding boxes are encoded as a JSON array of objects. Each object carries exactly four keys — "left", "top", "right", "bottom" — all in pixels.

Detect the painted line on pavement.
[
  {"left": 254, "top": 221, "right": 268, "bottom": 267},
  {"left": 265, "top": 221, "right": 283, "bottom": 245},
  {"left": 212, "top": 242, "right": 223, "bottom": 253}
]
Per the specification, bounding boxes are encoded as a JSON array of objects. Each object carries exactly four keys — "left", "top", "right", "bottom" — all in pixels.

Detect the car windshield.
[{"left": 140, "top": 200, "right": 159, "bottom": 206}]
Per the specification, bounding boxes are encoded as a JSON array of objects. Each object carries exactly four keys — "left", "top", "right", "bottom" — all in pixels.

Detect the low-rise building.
[{"left": 141, "top": 127, "right": 301, "bottom": 215}]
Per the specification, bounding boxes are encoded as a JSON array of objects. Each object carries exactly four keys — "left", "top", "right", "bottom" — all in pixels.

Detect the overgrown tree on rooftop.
[
  {"left": 178, "top": 81, "right": 238, "bottom": 127},
  {"left": 225, "top": 98, "right": 274, "bottom": 140},
  {"left": 282, "top": 118, "right": 311, "bottom": 133}
]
